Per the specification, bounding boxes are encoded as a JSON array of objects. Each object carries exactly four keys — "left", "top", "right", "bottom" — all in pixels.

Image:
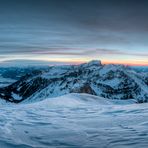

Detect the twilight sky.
[{"left": 0, "top": 0, "right": 148, "bottom": 65}]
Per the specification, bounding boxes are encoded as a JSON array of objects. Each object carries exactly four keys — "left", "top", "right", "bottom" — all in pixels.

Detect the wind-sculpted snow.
[{"left": 0, "top": 93, "right": 148, "bottom": 148}]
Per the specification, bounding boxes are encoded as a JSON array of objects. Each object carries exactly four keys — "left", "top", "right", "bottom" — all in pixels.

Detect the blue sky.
[{"left": 0, "top": 0, "right": 148, "bottom": 65}]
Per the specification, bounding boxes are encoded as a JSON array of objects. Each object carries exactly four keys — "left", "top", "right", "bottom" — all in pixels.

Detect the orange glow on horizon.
[
  {"left": 102, "top": 60, "right": 148, "bottom": 66},
  {"left": 1, "top": 58, "right": 147, "bottom": 66}
]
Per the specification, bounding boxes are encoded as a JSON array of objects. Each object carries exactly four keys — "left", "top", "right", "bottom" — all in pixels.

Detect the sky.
[{"left": 0, "top": 0, "right": 148, "bottom": 66}]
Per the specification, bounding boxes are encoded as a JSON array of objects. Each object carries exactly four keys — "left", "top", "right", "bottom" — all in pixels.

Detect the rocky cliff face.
[{"left": 0, "top": 60, "right": 147, "bottom": 103}]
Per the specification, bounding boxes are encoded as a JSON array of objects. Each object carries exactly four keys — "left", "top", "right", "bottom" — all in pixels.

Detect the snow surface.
[
  {"left": 0, "top": 76, "right": 16, "bottom": 87},
  {"left": 0, "top": 93, "right": 148, "bottom": 148},
  {"left": 11, "top": 93, "right": 22, "bottom": 101}
]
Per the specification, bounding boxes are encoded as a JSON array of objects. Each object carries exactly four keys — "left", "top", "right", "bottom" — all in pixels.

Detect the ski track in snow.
[{"left": 0, "top": 93, "right": 148, "bottom": 148}]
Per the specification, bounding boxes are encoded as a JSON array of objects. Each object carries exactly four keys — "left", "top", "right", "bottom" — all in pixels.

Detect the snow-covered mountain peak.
[
  {"left": 80, "top": 60, "right": 102, "bottom": 70},
  {"left": 82, "top": 60, "right": 101, "bottom": 67}
]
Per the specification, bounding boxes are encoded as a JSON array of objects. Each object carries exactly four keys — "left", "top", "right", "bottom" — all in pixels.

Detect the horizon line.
[{"left": 0, "top": 59, "right": 148, "bottom": 67}]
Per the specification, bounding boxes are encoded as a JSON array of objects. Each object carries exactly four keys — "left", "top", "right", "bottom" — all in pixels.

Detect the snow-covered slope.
[
  {"left": 0, "top": 60, "right": 147, "bottom": 103},
  {"left": 0, "top": 93, "right": 147, "bottom": 148},
  {"left": 0, "top": 76, "right": 16, "bottom": 87}
]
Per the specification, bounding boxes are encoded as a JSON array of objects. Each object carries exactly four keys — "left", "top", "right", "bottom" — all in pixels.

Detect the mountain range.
[{"left": 0, "top": 60, "right": 147, "bottom": 103}]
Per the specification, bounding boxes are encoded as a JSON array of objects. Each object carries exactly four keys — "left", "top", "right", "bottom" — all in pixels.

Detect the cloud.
[
  {"left": 0, "top": 0, "right": 147, "bottom": 64},
  {"left": 85, "top": 48, "right": 148, "bottom": 57}
]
